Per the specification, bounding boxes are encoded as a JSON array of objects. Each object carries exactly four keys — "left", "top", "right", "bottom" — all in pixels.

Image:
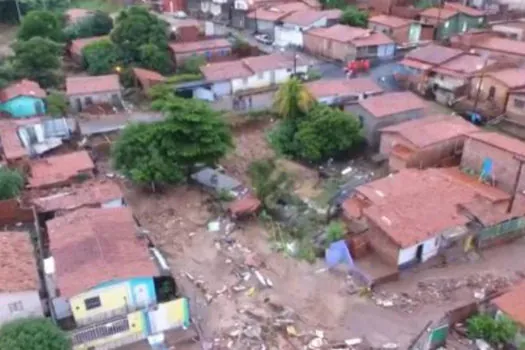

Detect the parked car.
[{"left": 254, "top": 33, "right": 273, "bottom": 45}]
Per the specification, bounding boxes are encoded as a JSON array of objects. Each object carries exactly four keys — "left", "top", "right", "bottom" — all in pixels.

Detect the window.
[
  {"left": 488, "top": 86, "right": 496, "bottom": 100},
  {"left": 514, "top": 98, "right": 525, "bottom": 109},
  {"left": 85, "top": 96, "right": 93, "bottom": 106},
  {"left": 84, "top": 296, "right": 102, "bottom": 310},
  {"left": 8, "top": 301, "right": 24, "bottom": 313},
  {"left": 257, "top": 72, "right": 264, "bottom": 79}
]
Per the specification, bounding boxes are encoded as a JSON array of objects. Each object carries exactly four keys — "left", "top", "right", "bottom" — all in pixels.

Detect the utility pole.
[
  {"left": 14, "top": 0, "right": 22, "bottom": 22},
  {"left": 507, "top": 156, "right": 525, "bottom": 213},
  {"left": 434, "top": 0, "right": 442, "bottom": 41}
]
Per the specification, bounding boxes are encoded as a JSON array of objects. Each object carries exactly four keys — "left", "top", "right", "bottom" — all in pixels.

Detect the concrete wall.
[
  {"left": 461, "top": 137, "right": 525, "bottom": 194},
  {"left": 469, "top": 75, "right": 509, "bottom": 114},
  {"left": 274, "top": 18, "right": 327, "bottom": 47},
  {"left": 0, "top": 199, "right": 34, "bottom": 226},
  {"left": 366, "top": 220, "right": 400, "bottom": 267},
  {"left": 368, "top": 23, "right": 410, "bottom": 44},
  {"left": 230, "top": 65, "right": 308, "bottom": 93},
  {"left": 173, "top": 47, "right": 232, "bottom": 66},
  {"left": 211, "top": 80, "right": 232, "bottom": 97},
  {"left": 491, "top": 24, "right": 525, "bottom": 40},
  {"left": 345, "top": 105, "right": 426, "bottom": 148},
  {"left": 0, "top": 291, "right": 43, "bottom": 325},
  {"left": 380, "top": 132, "right": 466, "bottom": 171},
  {"left": 69, "top": 90, "right": 122, "bottom": 112},
  {"left": 398, "top": 235, "right": 440, "bottom": 266},
  {"left": 505, "top": 93, "right": 525, "bottom": 124},
  {"left": 303, "top": 33, "right": 354, "bottom": 61}
]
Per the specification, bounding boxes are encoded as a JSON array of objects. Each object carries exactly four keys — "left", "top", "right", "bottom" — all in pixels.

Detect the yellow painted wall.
[
  {"left": 70, "top": 283, "right": 129, "bottom": 322},
  {"left": 73, "top": 311, "right": 146, "bottom": 350}
]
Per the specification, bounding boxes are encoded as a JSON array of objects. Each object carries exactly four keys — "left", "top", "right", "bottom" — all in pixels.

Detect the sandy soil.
[{"left": 119, "top": 121, "right": 525, "bottom": 349}]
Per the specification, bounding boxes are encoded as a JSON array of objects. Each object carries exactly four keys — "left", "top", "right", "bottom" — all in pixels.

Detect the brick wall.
[
  {"left": 461, "top": 138, "right": 525, "bottom": 194},
  {"left": 365, "top": 220, "right": 400, "bottom": 266},
  {"left": 0, "top": 199, "right": 35, "bottom": 226}
]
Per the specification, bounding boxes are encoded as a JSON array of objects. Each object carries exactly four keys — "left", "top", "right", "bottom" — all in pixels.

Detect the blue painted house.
[{"left": 0, "top": 79, "right": 46, "bottom": 118}]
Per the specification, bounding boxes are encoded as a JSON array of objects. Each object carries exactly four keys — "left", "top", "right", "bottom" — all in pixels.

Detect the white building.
[{"left": 0, "top": 231, "right": 43, "bottom": 325}]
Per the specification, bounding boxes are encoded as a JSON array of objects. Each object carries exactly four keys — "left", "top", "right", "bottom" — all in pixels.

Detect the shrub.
[
  {"left": 0, "top": 168, "right": 24, "bottom": 200},
  {"left": 467, "top": 313, "right": 517, "bottom": 346}
]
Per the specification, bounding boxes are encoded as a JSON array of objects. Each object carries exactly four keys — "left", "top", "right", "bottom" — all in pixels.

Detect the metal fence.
[{"left": 478, "top": 217, "right": 525, "bottom": 241}]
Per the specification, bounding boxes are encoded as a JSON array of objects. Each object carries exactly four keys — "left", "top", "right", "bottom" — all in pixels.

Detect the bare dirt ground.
[
  {"left": 119, "top": 121, "right": 525, "bottom": 349},
  {"left": 0, "top": 24, "right": 17, "bottom": 57}
]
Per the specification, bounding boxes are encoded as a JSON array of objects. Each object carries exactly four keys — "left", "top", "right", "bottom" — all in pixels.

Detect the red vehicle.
[{"left": 344, "top": 59, "right": 370, "bottom": 76}]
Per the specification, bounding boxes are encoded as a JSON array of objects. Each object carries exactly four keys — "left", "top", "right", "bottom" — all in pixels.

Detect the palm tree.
[{"left": 273, "top": 77, "right": 315, "bottom": 120}]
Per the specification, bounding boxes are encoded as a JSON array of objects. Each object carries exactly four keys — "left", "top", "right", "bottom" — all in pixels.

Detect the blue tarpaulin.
[
  {"left": 481, "top": 157, "right": 493, "bottom": 180},
  {"left": 325, "top": 240, "right": 354, "bottom": 268}
]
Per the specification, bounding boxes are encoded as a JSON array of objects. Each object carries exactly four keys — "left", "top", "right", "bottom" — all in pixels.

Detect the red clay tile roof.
[
  {"left": 381, "top": 115, "right": 479, "bottom": 148},
  {"left": 46, "top": 207, "right": 158, "bottom": 298},
  {"left": 459, "top": 196, "right": 525, "bottom": 227},
  {"left": 369, "top": 15, "right": 410, "bottom": 28},
  {"left": 228, "top": 195, "right": 261, "bottom": 216},
  {"left": 168, "top": 38, "right": 231, "bottom": 54},
  {"left": 444, "top": 2, "right": 485, "bottom": 17},
  {"left": 306, "top": 77, "right": 383, "bottom": 98},
  {"left": 66, "top": 74, "right": 120, "bottom": 96},
  {"left": 362, "top": 168, "right": 509, "bottom": 247},
  {"left": 0, "top": 120, "right": 26, "bottom": 160},
  {"left": 32, "top": 180, "right": 123, "bottom": 213},
  {"left": 65, "top": 8, "right": 93, "bottom": 23},
  {"left": 321, "top": 9, "right": 343, "bottom": 20},
  {"left": 29, "top": 151, "right": 95, "bottom": 188},
  {"left": 358, "top": 91, "right": 427, "bottom": 117},
  {"left": 420, "top": 7, "right": 458, "bottom": 20},
  {"left": 493, "top": 282, "right": 525, "bottom": 328},
  {"left": 307, "top": 24, "right": 394, "bottom": 46},
  {"left": 200, "top": 60, "right": 253, "bottom": 81},
  {"left": 399, "top": 58, "right": 433, "bottom": 71},
  {"left": 473, "top": 37, "right": 525, "bottom": 57},
  {"left": 69, "top": 36, "right": 108, "bottom": 57},
  {"left": 433, "top": 54, "right": 495, "bottom": 78},
  {"left": 247, "top": 2, "right": 311, "bottom": 21},
  {"left": 405, "top": 44, "right": 463, "bottom": 66},
  {"left": 243, "top": 52, "right": 309, "bottom": 72},
  {"left": 281, "top": 10, "right": 327, "bottom": 26},
  {"left": 132, "top": 67, "right": 166, "bottom": 86},
  {"left": 467, "top": 131, "right": 525, "bottom": 159},
  {"left": 483, "top": 68, "right": 525, "bottom": 89},
  {"left": 0, "top": 231, "right": 39, "bottom": 292},
  {"left": 0, "top": 79, "right": 46, "bottom": 103}
]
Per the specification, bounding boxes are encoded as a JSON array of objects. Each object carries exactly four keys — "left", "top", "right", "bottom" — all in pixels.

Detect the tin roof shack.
[
  {"left": 168, "top": 38, "right": 232, "bottom": 68},
  {"left": 357, "top": 168, "right": 511, "bottom": 268},
  {"left": 461, "top": 132, "right": 525, "bottom": 197},
  {"left": 28, "top": 151, "right": 95, "bottom": 189},
  {"left": 0, "top": 231, "right": 43, "bottom": 325},
  {"left": 491, "top": 19, "right": 525, "bottom": 41},
  {"left": 345, "top": 91, "right": 427, "bottom": 148},
  {"left": 191, "top": 167, "right": 245, "bottom": 197},
  {"left": 368, "top": 15, "right": 413, "bottom": 45},
  {"left": 492, "top": 282, "right": 525, "bottom": 338},
  {"left": 303, "top": 25, "right": 396, "bottom": 62},
  {"left": 43, "top": 207, "right": 162, "bottom": 334},
  {"left": 379, "top": 115, "right": 479, "bottom": 171},
  {"left": 66, "top": 74, "right": 122, "bottom": 113},
  {"left": 468, "top": 68, "right": 525, "bottom": 121},
  {"left": 305, "top": 78, "right": 383, "bottom": 106},
  {"left": 32, "top": 180, "right": 124, "bottom": 217}
]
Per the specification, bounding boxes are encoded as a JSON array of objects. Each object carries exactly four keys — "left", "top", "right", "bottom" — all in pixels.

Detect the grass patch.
[{"left": 70, "top": 0, "right": 124, "bottom": 13}]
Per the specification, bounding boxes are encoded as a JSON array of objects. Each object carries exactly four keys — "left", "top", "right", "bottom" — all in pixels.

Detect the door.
[
  {"left": 34, "top": 101, "right": 44, "bottom": 115},
  {"left": 416, "top": 244, "right": 424, "bottom": 262},
  {"left": 488, "top": 86, "right": 495, "bottom": 100},
  {"left": 75, "top": 98, "right": 82, "bottom": 112}
]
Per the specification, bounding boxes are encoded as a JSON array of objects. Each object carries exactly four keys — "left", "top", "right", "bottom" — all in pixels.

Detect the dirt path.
[{"left": 0, "top": 24, "right": 17, "bottom": 57}]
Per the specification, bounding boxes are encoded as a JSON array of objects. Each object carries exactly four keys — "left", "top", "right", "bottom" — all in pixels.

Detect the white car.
[{"left": 254, "top": 33, "right": 273, "bottom": 45}]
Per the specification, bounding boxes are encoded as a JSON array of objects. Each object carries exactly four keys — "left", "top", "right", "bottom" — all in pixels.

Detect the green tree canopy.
[
  {"left": 0, "top": 59, "right": 16, "bottom": 89},
  {"left": 82, "top": 39, "right": 121, "bottom": 75},
  {"left": 0, "top": 168, "right": 24, "bottom": 200},
  {"left": 46, "top": 90, "right": 68, "bottom": 116},
  {"left": 293, "top": 104, "right": 362, "bottom": 162},
  {"left": 111, "top": 6, "right": 169, "bottom": 64},
  {"left": 11, "top": 36, "right": 63, "bottom": 87},
  {"left": 64, "top": 11, "right": 113, "bottom": 40},
  {"left": 113, "top": 97, "right": 233, "bottom": 189},
  {"left": 20, "top": 0, "right": 68, "bottom": 11},
  {"left": 179, "top": 56, "right": 205, "bottom": 75},
  {"left": 273, "top": 77, "right": 315, "bottom": 121},
  {"left": 467, "top": 314, "right": 517, "bottom": 347},
  {"left": 138, "top": 43, "right": 173, "bottom": 75},
  {"left": 0, "top": 318, "right": 70, "bottom": 350},
  {"left": 339, "top": 6, "right": 368, "bottom": 27},
  {"left": 17, "top": 10, "right": 64, "bottom": 41}
]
